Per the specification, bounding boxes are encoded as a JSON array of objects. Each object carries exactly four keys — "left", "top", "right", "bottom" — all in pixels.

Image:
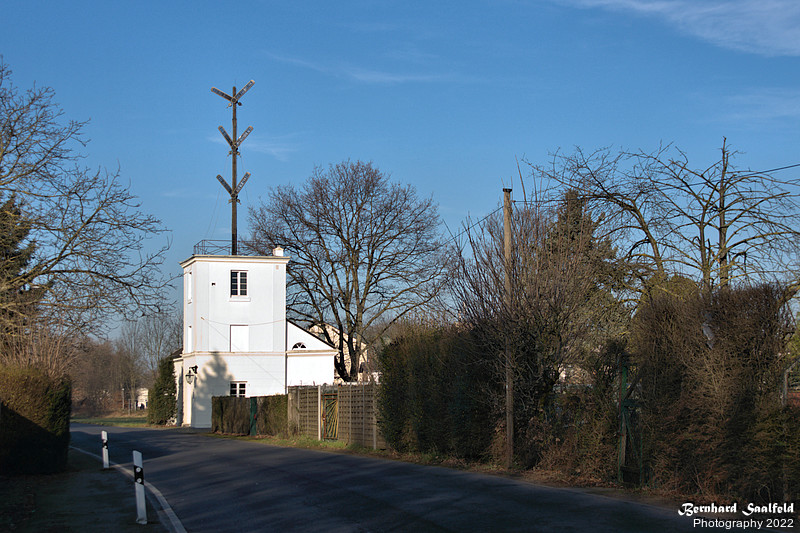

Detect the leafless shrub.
[
  {"left": 455, "top": 186, "right": 628, "bottom": 466},
  {"left": 633, "top": 282, "right": 793, "bottom": 498}
]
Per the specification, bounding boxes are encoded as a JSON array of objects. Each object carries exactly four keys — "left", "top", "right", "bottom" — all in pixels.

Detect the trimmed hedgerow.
[
  {"left": 256, "top": 395, "right": 288, "bottom": 437},
  {"left": 377, "top": 325, "right": 494, "bottom": 459},
  {"left": 212, "top": 396, "right": 249, "bottom": 434},
  {"left": 632, "top": 283, "right": 798, "bottom": 502},
  {"left": 0, "top": 364, "right": 71, "bottom": 474},
  {"left": 212, "top": 394, "right": 288, "bottom": 436}
]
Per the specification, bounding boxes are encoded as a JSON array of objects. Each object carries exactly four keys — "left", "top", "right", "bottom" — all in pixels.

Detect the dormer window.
[{"left": 230, "top": 270, "right": 248, "bottom": 297}]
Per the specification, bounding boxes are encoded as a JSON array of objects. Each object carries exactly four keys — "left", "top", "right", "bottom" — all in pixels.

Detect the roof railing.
[{"left": 192, "top": 239, "right": 261, "bottom": 256}]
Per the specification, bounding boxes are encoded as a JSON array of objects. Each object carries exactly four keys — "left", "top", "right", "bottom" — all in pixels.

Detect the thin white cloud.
[
  {"left": 722, "top": 88, "right": 800, "bottom": 121},
  {"left": 208, "top": 134, "right": 299, "bottom": 162},
  {"left": 558, "top": 0, "right": 800, "bottom": 56},
  {"left": 264, "top": 51, "right": 453, "bottom": 85},
  {"left": 345, "top": 67, "right": 448, "bottom": 84},
  {"left": 246, "top": 137, "right": 300, "bottom": 162}
]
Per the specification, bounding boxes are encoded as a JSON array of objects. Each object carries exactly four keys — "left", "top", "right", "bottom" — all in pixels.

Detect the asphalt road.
[{"left": 70, "top": 424, "right": 755, "bottom": 533}]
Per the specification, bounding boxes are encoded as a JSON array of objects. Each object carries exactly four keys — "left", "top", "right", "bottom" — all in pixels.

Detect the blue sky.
[{"left": 2, "top": 0, "right": 800, "bottom": 309}]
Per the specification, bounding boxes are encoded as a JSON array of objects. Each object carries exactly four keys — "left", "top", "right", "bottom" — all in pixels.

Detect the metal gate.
[{"left": 322, "top": 389, "right": 338, "bottom": 440}]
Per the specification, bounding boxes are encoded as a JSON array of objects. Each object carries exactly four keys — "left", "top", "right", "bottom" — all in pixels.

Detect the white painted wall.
[
  {"left": 175, "top": 254, "right": 337, "bottom": 428},
  {"left": 286, "top": 322, "right": 335, "bottom": 386},
  {"left": 182, "top": 254, "right": 289, "bottom": 355},
  {"left": 287, "top": 354, "right": 334, "bottom": 386},
  {"left": 178, "top": 351, "right": 289, "bottom": 428}
]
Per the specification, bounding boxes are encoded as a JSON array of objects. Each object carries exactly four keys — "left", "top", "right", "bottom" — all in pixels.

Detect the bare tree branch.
[
  {"left": 532, "top": 140, "right": 800, "bottom": 299},
  {"left": 0, "top": 61, "right": 171, "bottom": 340},
  {"left": 249, "top": 160, "right": 453, "bottom": 381}
]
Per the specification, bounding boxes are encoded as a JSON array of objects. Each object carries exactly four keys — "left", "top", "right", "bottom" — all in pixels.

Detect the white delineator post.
[
  {"left": 133, "top": 450, "right": 147, "bottom": 524},
  {"left": 101, "top": 431, "right": 109, "bottom": 470}
]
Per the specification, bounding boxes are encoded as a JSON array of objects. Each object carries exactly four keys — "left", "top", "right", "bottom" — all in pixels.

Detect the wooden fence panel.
[
  {"left": 338, "top": 384, "right": 386, "bottom": 449},
  {"left": 299, "top": 386, "right": 318, "bottom": 438},
  {"left": 287, "top": 384, "right": 386, "bottom": 449}
]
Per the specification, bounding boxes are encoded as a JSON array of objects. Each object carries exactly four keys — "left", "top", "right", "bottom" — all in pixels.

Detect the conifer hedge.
[
  {"left": 632, "top": 283, "right": 800, "bottom": 501},
  {"left": 378, "top": 326, "right": 494, "bottom": 459},
  {"left": 0, "top": 365, "right": 71, "bottom": 474},
  {"left": 148, "top": 356, "right": 177, "bottom": 425},
  {"left": 256, "top": 394, "right": 288, "bottom": 436},
  {"left": 212, "top": 395, "right": 288, "bottom": 436}
]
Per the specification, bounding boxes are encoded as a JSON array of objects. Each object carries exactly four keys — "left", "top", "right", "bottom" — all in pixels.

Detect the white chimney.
[{"left": 273, "top": 246, "right": 284, "bottom": 257}]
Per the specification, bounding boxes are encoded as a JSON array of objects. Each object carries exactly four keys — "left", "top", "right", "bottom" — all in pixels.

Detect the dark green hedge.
[
  {"left": 256, "top": 394, "right": 288, "bottom": 437},
  {"left": 378, "top": 326, "right": 494, "bottom": 459},
  {"left": 212, "top": 396, "right": 250, "bottom": 434},
  {"left": 0, "top": 365, "right": 71, "bottom": 474},
  {"left": 212, "top": 395, "right": 288, "bottom": 436}
]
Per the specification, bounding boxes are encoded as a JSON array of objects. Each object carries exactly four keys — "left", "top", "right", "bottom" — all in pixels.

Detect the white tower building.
[{"left": 174, "top": 247, "right": 336, "bottom": 428}]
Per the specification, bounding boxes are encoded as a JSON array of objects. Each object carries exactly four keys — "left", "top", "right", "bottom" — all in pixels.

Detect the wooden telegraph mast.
[{"left": 211, "top": 80, "right": 255, "bottom": 255}]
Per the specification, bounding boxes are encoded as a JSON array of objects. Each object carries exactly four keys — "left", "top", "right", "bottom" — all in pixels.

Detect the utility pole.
[
  {"left": 211, "top": 80, "right": 255, "bottom": 255},
  {"left": 718, "top": 138, "right": 729, "bottom": 287},
  {"left": 503, "top": 187, "right": 513, "bottom": 469}
]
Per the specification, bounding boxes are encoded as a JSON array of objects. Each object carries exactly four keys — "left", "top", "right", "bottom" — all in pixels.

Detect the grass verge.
[
  {"left": 209, "top": 431, "right": 511, "bottom": 476},
  {"left": 72, "top": 411, "right": 151, "bottom": 427}
]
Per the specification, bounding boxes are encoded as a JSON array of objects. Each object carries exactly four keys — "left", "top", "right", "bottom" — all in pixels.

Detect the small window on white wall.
[
  {"left": 230, "top": 382, "right": 246, "bottom": 397},
  {"left": 186, "top": 325, "right": 193, "bottom": 353},
  {"left": 186, "top": 270, "right": 192, "bottom": 303},
  {"left": 230, "top": 325, "right": 249, "bottom": 352},
  {"left": 230, "top": 270, "right": 247, "bottom": 297}
]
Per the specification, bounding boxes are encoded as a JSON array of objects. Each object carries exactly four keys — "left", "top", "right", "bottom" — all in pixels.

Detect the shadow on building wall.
[{"left": 193, "top": 352, "right": 234, "bottom": 427}]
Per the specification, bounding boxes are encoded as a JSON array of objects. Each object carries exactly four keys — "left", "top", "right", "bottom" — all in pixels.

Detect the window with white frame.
[
  {"left": 230, "top": 270, "right": 248, "bottom": 297},
  {"left": 230, "top": 382, "right": 246, "bottom": 397}
]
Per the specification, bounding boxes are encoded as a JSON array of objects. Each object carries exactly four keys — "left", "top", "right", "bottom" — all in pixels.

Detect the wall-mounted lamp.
[{"left": 185, "top": 365, "right": 199, "bottom": 385}]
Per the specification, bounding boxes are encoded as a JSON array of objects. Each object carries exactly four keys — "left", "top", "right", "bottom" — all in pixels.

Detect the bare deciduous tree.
[
  {"left": 535, "top": 140, "right": 800, "bottom": 299},
  {"left": 249, "top": 160, "right": 452, "bottom": 381},
  {"left": 119, "top": 309, "right": 182, "bottom": 380},
  {"left": 0, "top": 61, "right": 170, "bottom": 339}
]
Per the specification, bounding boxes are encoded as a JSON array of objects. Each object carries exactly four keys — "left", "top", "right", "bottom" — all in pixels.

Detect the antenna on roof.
[{"left": 211, "top": 80, "right": 255, "bottom": 255}]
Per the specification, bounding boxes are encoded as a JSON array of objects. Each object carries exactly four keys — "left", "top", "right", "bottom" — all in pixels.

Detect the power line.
[
  {"left": 448, "top": 161, "right": 800, "bottom": 248},
  {"left": 442, "top": 206, "right": 503, "bottom": 247},
  {"left": 744, "top": 162, "right": 800, "bottom": 175}
]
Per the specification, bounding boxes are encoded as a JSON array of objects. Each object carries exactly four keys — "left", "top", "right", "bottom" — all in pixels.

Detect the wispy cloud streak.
[
  {"left": 723, "top": 88, "right": 800, "bottom": 121},
  {"left": 558, "top": 0, "right": 800, "bottom": 56},
  {"left": 208, "top": 134, "right": 300, "bottom": 162},
  {"left": 264, "top": 52, "right": 454, "bottom": 84}
]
